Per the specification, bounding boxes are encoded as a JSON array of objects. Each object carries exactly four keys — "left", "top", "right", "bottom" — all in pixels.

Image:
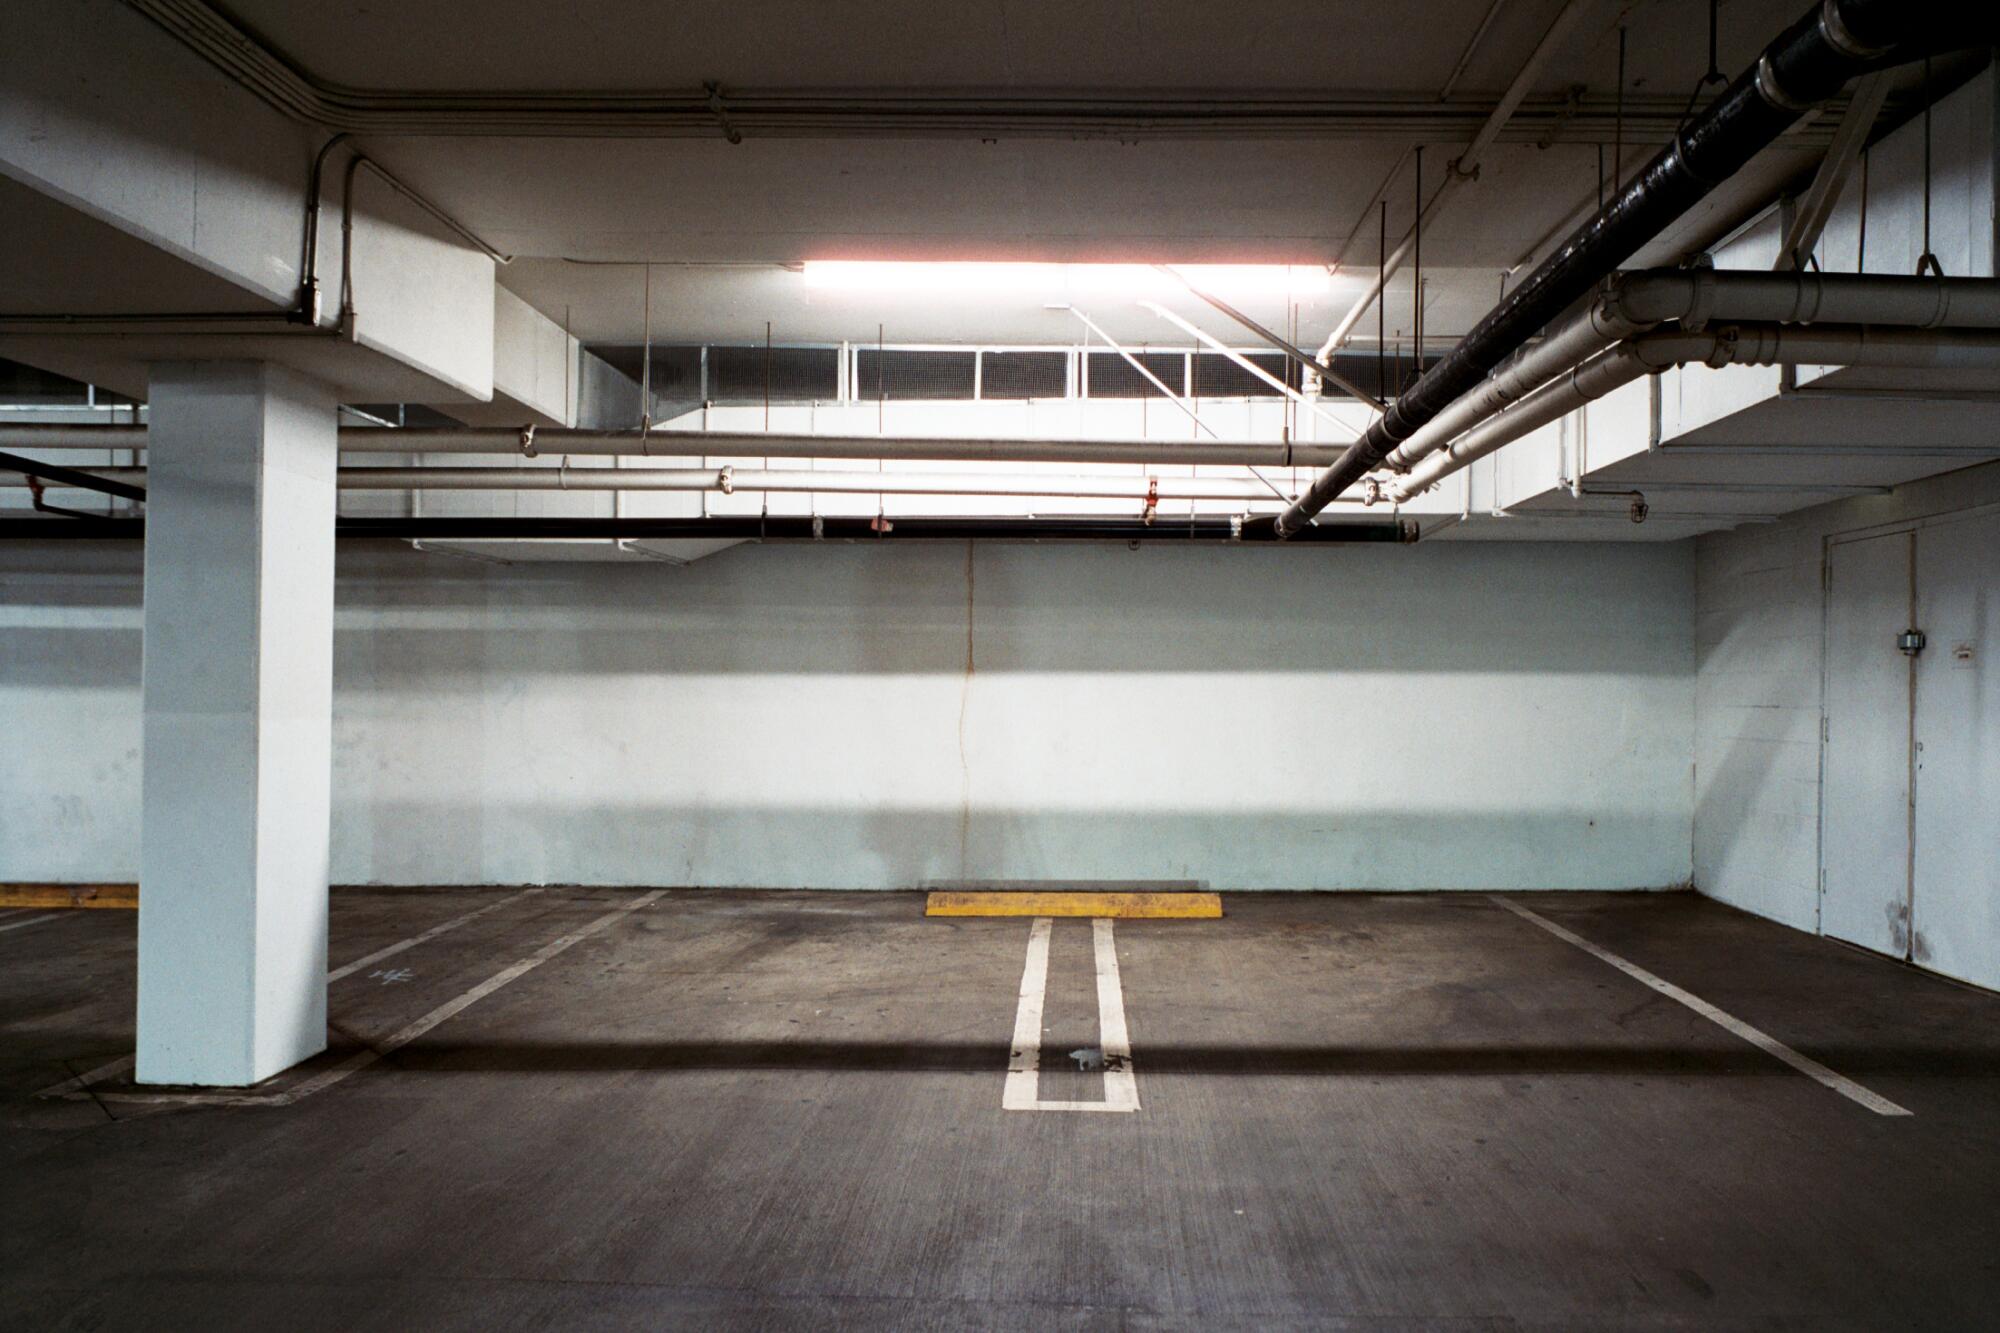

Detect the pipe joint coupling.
[
  {"left": 717, "top": 465, "right": 735, "bottom": 494},
  {"left": 1755, "top": 54, "right": 1814, "bottom": 114},
  {"left": 1817, "top": 0, "right": 1892, "bottom": 59},
  {"left": 1683, "top": 269, "right": 1719, "bottom": 332}
]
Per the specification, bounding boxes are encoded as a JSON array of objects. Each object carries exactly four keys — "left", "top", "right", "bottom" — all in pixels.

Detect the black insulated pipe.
[
  {"left": 1273, "top": 0, "right": 1995, "bottom": 536},
  {"left": 0, "top": 515, "right": 1416, "bottom": 544}
]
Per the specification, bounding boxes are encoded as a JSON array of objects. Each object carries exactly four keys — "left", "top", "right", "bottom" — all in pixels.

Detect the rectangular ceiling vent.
[
  {"left": 706, "top": 346, "right": 841, "bottom": 402},
  {"left": 1192, "top": 350, "right": 1296, "bottom": 397},
  {"left": 1085, "top": 350, "right": 1187, "bottom": 398},
  {"left": 978, "top": 350, "right": 1068, "bottom": 399},
  {"left": 856, "top": 348, "right": 977, "bottom": 400}
]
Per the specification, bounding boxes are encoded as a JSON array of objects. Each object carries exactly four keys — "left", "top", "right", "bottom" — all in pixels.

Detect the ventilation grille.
[
  {"left": 709, "top": 346, "right": 839, "bottom": 402},
  {"left": 1085, "top": 351, "right": 1187, "bottom": 398},
  {"left": 1193, "top": 351, "right": 1299, "bottom": 397},
  {"left": 979, "top": 351, "right": 1068, "bottom": 399},
  {"left": 856, "top": 349, "right": 977, "bottom": 400}
]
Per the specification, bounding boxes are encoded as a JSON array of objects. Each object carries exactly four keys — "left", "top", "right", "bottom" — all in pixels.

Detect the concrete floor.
[{"left": 3, "top": 888, "right": 1998, "bottom": 1329}]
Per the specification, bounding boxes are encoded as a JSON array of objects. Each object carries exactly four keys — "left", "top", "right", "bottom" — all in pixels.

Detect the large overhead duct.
[
  {"left": 1274, "top": 0, "right": 1999, "bottom": 536},
  {"left": 1385, "top": 323, "right": 2000, "bottom": 500},
  {"left": 1378, "top": 271, "right": 2000, "bottom": 475}
]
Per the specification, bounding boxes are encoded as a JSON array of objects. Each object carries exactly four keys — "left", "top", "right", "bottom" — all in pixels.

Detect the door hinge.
[{"left": 1899, "top": 629, "right": 1927, "bottom": 656}]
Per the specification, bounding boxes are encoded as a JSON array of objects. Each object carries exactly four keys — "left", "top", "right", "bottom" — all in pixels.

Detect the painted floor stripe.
[
  {"left": 1000, "top": 917, "right": 1053, "bottom": 1110},
  {"left": 1490, "top": 896, "right": 1911, "bottom": 1117},
  {"left": 38, "top": 886, "right": 554, "bottom": 1101},
  {"left": 1002, "top": 916, "right": 1138, "bottom": 1113},
  {"left": 325, "top": 887, "right": 542, "bottom": 982},
  {"left": 0, "top": 912, "right": 65, "bottom": 936},
  {"left": 266, "top": 889, "right": 667, "bottom": 1107},
  {"left": 93, "top": 890, "right": 666, "bottom": 1107},
  {"left": 1092, "top": 918, "right": 1139, "bottom": 1110}
]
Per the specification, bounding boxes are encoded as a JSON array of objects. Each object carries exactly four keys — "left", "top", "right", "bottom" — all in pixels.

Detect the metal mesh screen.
[
  {"left": 587, "top": 345, "right": 839, "bottom": 405},
  {"left": 1192, "top": 351, "right": 1300, "bottom": 397},
  {"left": 708, "top": 346, "right": 839, "bottom": 402},
  {"left": 978, "top": 351, "right": 1068, "bottom": 399},
  {"left": 856, "top": 349, "right": 977, "bottom": 400},
  {"left": 1084, "top": 351, "right": 1187, "bottom": 398}
]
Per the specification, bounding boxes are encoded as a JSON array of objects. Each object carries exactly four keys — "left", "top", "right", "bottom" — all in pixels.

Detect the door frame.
[{"left": 1817, "top": 498, "right": 2000, "bottom": 942}]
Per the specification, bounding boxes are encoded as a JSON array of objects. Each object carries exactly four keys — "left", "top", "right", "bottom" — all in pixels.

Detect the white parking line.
[
  {"left": 326, "top": 888, "right": 542, "bottom": 982},
  {"left": 1002, "top": 916, "right": 1139, "bottom": 1113},
  {"left": 274, "top": 889, "right": 665, "bottom": 1106},
  {"left": 74, "top": 890, "right": 666, "bottom": 1107},
  {"left": 0, "top": 912, "right": 65, "bottom": 936},
  {"left": 38, "top": 886, "right": 550, "bottom": 1101},
  {"left": 1491, "top": 896, "right": 1911, "bottom": 1117}
]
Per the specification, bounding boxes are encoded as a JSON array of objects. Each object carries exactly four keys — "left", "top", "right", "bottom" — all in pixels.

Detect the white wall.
[
  {"left": 1, "top": 539, "right": 1693, "bottom": 891},
  {"left": 1694, "top": 460, "right": 2000, "bottom": 930}
]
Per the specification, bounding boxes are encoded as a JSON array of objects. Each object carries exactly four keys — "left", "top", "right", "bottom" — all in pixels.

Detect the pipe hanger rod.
[{"left": 1316, "top": 0, "right": 1603, "bottom": 360}]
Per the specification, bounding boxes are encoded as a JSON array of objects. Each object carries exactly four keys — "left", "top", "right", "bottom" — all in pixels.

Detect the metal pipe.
[
  {"left": 0, "top": 426, "right": 1354, "bottom": 469},
  {"left": 1315, "top": 0, "right": 1603, "bottom": 360},
  {"left": 5, "top": 466, "right": 1354, "bottom": 504},
  {"left": 0, "top": 514, "right": 1415, "bottom": 544},
  {"left": 1379, "top": 299, "right": 1647, "bottom": 471},
  {"left": 1391, "top": 335, "right": 1726, "bottom": 499},
  {"left": 1610, "top": 268, "right": 2000, "bottom": 328},
  {"left": 1278, "top": 0, "right": 2000, "bottom": 536},
  {"left": 297, "top": 133, "right": 351, "bottom": 324}
]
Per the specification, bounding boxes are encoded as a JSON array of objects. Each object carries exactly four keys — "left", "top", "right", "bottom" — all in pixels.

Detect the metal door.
[
  {"left": 1821, "top": 531, "right": 1914, "bottom": 957},
  {"left": 1910, "top": 510, "right": 2000, "bottom": 989}
]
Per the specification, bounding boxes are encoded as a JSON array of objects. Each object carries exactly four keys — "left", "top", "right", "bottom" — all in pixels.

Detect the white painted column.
[{"left": 137, "top": 362, "right": 338, "bottom": 1087}]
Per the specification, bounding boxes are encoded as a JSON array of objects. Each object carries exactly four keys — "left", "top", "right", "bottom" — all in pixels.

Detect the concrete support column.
[{"left": 136, "top": 362, "right": 337, "bottom": 1087}]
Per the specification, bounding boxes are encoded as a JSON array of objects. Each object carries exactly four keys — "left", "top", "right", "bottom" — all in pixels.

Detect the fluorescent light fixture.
[{"left": 801, "top": 261, "right": 1330, "bottom": 300}]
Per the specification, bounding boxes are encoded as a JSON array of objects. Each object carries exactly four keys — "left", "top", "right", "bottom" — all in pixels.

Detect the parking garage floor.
[{"left": 4, "top": 887, "right": 1998, "bottom": 1329}]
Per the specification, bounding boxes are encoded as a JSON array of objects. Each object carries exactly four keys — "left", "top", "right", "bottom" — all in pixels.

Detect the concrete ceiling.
[
  {"left": 220, "top": 0, "right": 1800, "bottom": 100},
  {"left": 195, "top": 0, "right": 1893, "bottom": 347}
]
